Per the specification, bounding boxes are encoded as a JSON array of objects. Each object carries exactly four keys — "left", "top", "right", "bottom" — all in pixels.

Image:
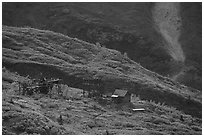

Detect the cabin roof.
[{"left": 112, "top": 89, "right": 128, "bottom": 97}]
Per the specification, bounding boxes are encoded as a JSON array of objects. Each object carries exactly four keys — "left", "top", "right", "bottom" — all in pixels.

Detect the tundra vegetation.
[{"left": 2, "top": 26, "right": 202, "bottom": 135}]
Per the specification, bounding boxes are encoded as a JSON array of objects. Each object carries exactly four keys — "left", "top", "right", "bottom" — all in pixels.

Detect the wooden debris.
[{"left": 132, "top": 108, "right": 145, "bottom": 111}]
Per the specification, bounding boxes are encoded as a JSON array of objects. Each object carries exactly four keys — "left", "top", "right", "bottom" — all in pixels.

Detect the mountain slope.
[
  {"left": 2, "top": 2, "right": 202, "bottom": 90},
  {"left": 2, "top": 69, "right": 202, "bottom": 135},
  {"left": 2, "top": 26, "right": 201, "bottom": 118}
]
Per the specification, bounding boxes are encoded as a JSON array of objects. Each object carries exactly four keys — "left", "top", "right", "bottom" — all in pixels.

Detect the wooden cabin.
[{"left": 111, "top": 89, "right": 131, "bottom": 104}]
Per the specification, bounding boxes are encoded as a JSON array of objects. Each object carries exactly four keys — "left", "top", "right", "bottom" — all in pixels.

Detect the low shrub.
[
  {"left": 122, "top": 122, "right": 135, "bottom": 128},
  {"left": 191, "top": 125, "right": 202, "bottom": 131},
  {"left": 152, "top": 117, "right": 170, "bottom": 125},
  {"left": 114, "top": 122, "right": 123, "bottom": 127},
  {"left": 48, "top": 103, "right": 58, "bottom": 109}
]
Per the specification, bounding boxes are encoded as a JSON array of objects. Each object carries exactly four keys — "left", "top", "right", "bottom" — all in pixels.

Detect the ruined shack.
[
  {"left": 19, "top": 78, "right": 62, "bottom": 95},
  {"left": 111, "top": 89, "right": 131, "bottom": 104}
]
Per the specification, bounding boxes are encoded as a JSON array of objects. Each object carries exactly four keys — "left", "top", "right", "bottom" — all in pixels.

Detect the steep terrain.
[
  {"left": 152, "top": 3, "right": 185, "bottom": 63},
  {"left": 2, "top": 2, "right": 202, "bottom": 90},
  {"left": 2, "top": 26, "right": 201, "bottom": 117},
  {"left": 2, "top": 79, "right": 202, "bottom": 135},
  {"left": 2, "top": 26, "right": 202, "bottom": 135}
]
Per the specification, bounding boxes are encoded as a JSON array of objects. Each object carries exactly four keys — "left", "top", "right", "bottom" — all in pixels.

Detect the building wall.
[
  {"left": 123, "top": 93, "right": 131, "bottom": 103},
  {"left": 112, "top": 94, "right": 131, "bottom": 104}
]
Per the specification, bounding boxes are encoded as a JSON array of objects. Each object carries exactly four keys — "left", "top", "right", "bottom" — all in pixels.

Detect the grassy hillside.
[
  {"left": 2, "top": 3, "right": 170, "bottom": 75},
  {"left": 2, "top": 2, "right": 201, "bottom": 90},
  {"left": 2, "top": 68, "right": 202, "bottom": 135},
  {"left": 2, "top": 26, "right": 201, "bottom": 118}
]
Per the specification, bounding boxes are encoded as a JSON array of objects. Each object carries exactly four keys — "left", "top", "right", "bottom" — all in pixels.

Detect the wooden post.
[
  {"left": 58, "top": 115, "right": 63, "bottom": 125},
  {"left": 57, "top": 84, "right": 62, "bottom": 96},
  {"left": 82, "top": 89, "right": 85, "bottom": 97},
  {"left": 49, "top": 85, "right": 52, "bottom": 98},
  {"left": 180, "top": 115, "right": 184, "bottom": 122},
  {"left": 18, "top": 81, "right": 21, "bottom": 95}
]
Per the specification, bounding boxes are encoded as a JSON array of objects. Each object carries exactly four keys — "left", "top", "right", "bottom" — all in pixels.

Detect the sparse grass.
[
  {"left": 47, "top": 103, "right": 59, "bottom": 109},
  {"left": 2, "top": 84, "right": 202, "bottom": 135},
  {"left": 114, "top": 122, "right": 123, "bottom": 127},
  {"left": 2, "top": 25, "right": 202, "bottom": 135},
  {"left": 3, "top": 3, "right": 202, "bottom": 91},
  {"left": 152, "top": 117, "right": 170, "bottom": 125},
  {"left": 122, "top": 122, "right": 135, "bottom": 128},
  {"left": 191, "top": 125, "right": 202, "bottom": 132}
]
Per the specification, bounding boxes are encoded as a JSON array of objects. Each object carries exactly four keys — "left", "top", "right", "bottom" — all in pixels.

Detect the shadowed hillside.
[
  {"left": 2, "top": 26, "right": 201, "bottom": 118},
  {"left": 2, "top": 2, "right": 202, "bottom": 90},
  {"left": 2, "top": 25, "right": 202, "bottom": 135}
]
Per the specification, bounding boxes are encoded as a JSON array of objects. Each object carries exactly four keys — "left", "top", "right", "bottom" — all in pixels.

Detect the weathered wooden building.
[{"left": 111, "top": 89, "right": 131, "bottom": 104}]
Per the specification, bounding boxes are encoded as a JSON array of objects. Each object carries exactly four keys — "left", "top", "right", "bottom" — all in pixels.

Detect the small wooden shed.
[{"left": 111, "top": 89, "right": 131, "bottom": 104}]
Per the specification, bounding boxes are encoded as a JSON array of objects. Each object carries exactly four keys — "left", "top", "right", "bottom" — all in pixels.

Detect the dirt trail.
[{"left": 152, "top": 2, "right": 185, "bottom": 63}]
